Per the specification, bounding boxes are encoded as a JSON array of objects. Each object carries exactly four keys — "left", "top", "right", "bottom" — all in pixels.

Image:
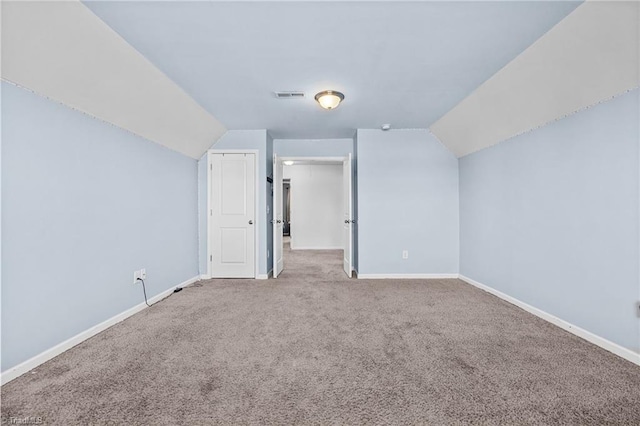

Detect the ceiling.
[
  {"left": 8, "top": 1, "right": 632, "bottom": 160},
  {"left": 84, "top": 0, "right": 581, "bottom": 141},
  {"left": 431, "top": 0, "right": 640, "bottom": 157},
  {"left": 2, "top": 0, "right": 226, "bottom": 159}
]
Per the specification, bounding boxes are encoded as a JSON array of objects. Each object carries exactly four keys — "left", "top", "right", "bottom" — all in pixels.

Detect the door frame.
[
  {"left": 282, "top": 179, "right": 291, "bottom": 237},
  {"left": 207, "top": 149, "right": 260, "bottom": 279},
  {"left": 342, "top": 154, "right": 353, "bottom": 277},
  {"left": 279, "top": 156, "right": 347, "bottom": 163},
  {"left": 275, "top": 155, "right": 353, "bottom": 277}
]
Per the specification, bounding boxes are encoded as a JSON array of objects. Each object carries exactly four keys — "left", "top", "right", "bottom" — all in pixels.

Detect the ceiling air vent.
[{"left": 274, "top": 91, "right": 305, "bottom": 99}]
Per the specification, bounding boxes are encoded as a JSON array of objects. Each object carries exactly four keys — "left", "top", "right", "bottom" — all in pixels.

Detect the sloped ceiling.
[
  {"left": 84, "top": 0, "right": 580, "bottom": 141},
  {"left": 1, "top": 0, "right": 226, "bottom": 159},
  {"left": 4, "top": 1, "right": 633, "bottom": 160},
  {"left": 431, "top": 0, "right": 640, "bottom": 158}
]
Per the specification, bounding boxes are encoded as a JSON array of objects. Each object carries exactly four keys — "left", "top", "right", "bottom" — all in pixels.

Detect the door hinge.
[
  {"left": 210, "top": 209, "right": 213, "bottom": 216},
  {"left": 210, "top": 255, "right": 212, "bottom": 261}
]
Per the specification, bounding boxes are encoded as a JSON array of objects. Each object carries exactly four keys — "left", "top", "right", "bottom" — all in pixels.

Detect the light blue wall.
[
  {"left": 274, "top": 138, "right": 353, "bottom": 157},
  {"left": 459, "top": 90, "right": 640, "bottom": 353},
  {"left": 210, "top": 130, "right": 269, "bottom": 275},
  {"left": 1, "top": 82, "right": 199, "bottom": 371},
  {"left": 356, "top": 129, "right": 459, "bottom": 275}
]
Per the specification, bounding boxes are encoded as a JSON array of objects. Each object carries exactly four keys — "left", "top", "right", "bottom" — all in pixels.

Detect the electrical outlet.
[
  {"left": 133, "top": 269, "right": 146, "bottom": 284},
  {"left": 402, "top": 250, "right": 409, "bottom": 259}
]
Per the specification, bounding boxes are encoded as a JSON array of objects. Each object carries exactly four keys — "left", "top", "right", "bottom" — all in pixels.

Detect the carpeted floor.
[{"left": 2, "top": 246, "right": 640, "bottom": 425}]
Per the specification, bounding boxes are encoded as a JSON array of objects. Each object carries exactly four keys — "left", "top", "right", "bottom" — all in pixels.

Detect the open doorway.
[
  {"left": 284, "top": 162, "right": 342, "bottom": 250},
  {"left": 283, "top": 179, "right": 291, "bottom": 237},
  {"left": 273, "top": 156, "right": 354, "bottom": 278}
]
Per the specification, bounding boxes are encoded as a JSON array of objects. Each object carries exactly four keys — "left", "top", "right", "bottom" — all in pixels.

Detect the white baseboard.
[
  {"left": 458, "top": 275, "right": 640, "bottom": 366},
  {"left": 1, "top": 275, "right": 201, "bottom": 385},
  {"left": 358, "top": 273, "right": 459, "bottom": 279},
  {"left": 199, "top": 274, "right": 211, "bottom": 280},
  {"left": 291, "top": 246, "right": 343, "bottom": 250},
  {"left": 256, "top": 269, "right": 273, "bottom": 280}
]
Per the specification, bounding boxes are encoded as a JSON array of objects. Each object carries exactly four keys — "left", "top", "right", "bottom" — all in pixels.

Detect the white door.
[
  {"left": 211, "top": 153, "right": 255, "bottom": 278},
  {"left": 273, "top": 155, "right": 284, "bottom": 277},
  {"left": 343, "top": 154, "right": 353, "bottom": 277}
]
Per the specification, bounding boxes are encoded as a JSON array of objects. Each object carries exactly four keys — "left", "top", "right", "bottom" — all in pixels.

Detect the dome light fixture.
[
  {"left": 314, "top": 90, "right": 344, "bottom": 110},
  {"left": 283, "top": 160, "right": 295, "bottom": 166}
]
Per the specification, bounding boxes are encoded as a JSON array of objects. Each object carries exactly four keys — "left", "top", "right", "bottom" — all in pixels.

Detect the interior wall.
[
  {"left": 356, "top": 129, "right": 459, "bottom": 276},
  {"left": 459, "top": 90, "right": 640, "bottom": 354},
  {"left": 274, "top": 138, "right": 353, "bottom": 157},
  {"left": 1, "top": 82, "right": 199, "bottom": 372},
  {"left": 283, "top": 164, "right": 344, "bottom": 249}
]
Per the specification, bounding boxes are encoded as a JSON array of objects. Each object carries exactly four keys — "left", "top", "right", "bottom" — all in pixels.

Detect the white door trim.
[
  {"left": 278, "top": 155, "right": 352, "bottom": 277},
  {"left": 279, "top": 156, "right": 347, "bottom": 163},
  {"left": 273, "top": 154, "right": 284, "bottom": 277},
  {"left": 207, "top": 149, "right": 260, "bottom": 279},
  {"left": 343, "top": 154, "right": 353, "bottom": 277}
]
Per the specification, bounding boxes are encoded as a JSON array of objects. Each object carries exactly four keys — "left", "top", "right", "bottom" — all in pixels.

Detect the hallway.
[{"left": 281, "top": 237, "right": 348, "bottom": 282}]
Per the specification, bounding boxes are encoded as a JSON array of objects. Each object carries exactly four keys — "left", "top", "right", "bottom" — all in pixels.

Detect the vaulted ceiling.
[
  {"left": 431, "top": 0, "right": 640, "bottom": 156},
  {"left": 3, "top": 1, "right": 637, "bottom": 159},
  {"left": 1, "top": 0, "right": 226, "bottom": 159}
]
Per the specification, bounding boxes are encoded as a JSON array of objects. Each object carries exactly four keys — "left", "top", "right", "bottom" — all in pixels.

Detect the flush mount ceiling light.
[
  {"left": 314, "top": 90, "right": 344, "bottom": 110},
  {"left": 283, "top": 160, "right": 295, "bottom": 166}
]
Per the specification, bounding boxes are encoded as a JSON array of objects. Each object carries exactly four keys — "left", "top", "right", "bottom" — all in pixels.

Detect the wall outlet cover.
[{"left": 133, "top": 269, "right": 146, "bottom": 284}]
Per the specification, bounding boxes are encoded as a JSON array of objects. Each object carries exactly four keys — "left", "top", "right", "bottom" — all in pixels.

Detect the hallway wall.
[{"left": 284, "top": 164, "right": 344, "bottom": 250}]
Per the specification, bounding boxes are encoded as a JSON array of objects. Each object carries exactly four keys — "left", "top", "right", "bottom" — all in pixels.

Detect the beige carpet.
[{"left": 2, "top": 247, "right": 640, "bottom": 425}]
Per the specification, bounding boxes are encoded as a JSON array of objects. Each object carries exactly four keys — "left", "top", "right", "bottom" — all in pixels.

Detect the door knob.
[
  {"left": 248, "top": 220, "right": 253, "bottom": 225},
  {"left": 344, "top": 220, "right": 350, "bottom": 224},
  {"left": 277, "top": 220, "right": 282, "bottom": 223}
]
